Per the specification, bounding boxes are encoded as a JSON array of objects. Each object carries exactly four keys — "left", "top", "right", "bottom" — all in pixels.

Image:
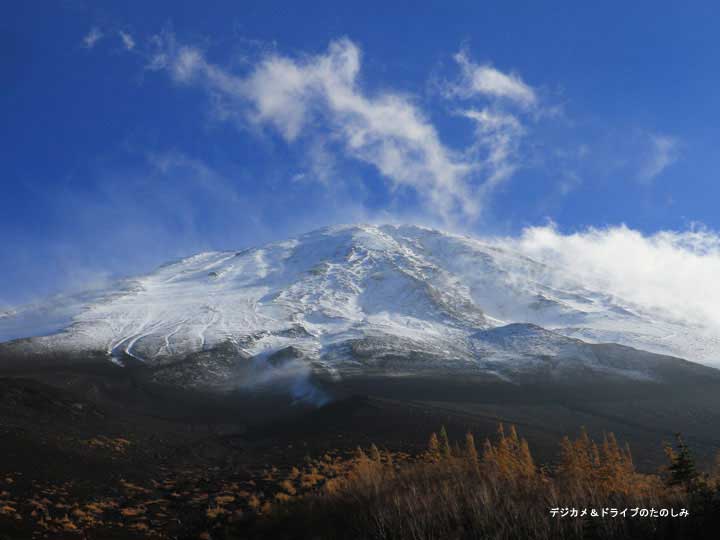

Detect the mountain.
[
  {"left": 1, "top": 224, "right": 718, "bottom": 394},
  {"left": 4, "top": 225, "right": 720, "bottom": 540}
]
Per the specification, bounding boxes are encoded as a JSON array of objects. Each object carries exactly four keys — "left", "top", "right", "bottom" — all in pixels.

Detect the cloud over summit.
[{"left": 507, "top": 224, "right": 720, "bottom": 341}]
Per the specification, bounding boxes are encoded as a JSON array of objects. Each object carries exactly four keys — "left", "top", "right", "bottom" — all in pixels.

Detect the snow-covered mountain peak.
[{"left": 1, "top": 224, "right": 718, "bottom": 385}]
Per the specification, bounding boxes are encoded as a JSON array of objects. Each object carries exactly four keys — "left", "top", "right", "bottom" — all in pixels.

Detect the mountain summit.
[{"left": 1, "top": 224, "right": 717, "bottom": 390}]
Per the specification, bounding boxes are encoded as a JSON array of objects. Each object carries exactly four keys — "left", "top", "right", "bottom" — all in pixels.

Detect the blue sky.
[{"left": 3, "top": 1, "right": 720, "bottom": 306}]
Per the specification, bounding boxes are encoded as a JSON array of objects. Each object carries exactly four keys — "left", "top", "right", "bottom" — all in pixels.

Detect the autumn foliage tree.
[
  {"left": 556, "top": 427, "right": 643, "bottom": 497},
  {"left": 427, "top": 432, "right": 440, "bottom": 461},
  {"left": 369, "top": 444, "right": 382, "bottom": 463},
  {"left": 438, "top": 425, "right": 452, "bottom": 459},
  {"left": 236, "top": 425, "right": 720, "bottom": 540},
  {"left": 481, "top": 423, "right": 536, "bottom": 481},
  {"left": 465, "top": 431, "right": 479, "bottom": 467}
]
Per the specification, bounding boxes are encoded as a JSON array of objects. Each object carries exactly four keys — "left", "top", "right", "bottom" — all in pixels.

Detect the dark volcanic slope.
[
  {"left": 2, "top": 363, "right": 720, "bottom": 539},
  {"left": 3, "top": 353, "right": 720, "bottom": 472}
]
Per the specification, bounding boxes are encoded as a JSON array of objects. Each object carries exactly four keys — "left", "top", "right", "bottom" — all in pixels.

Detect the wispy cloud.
[
  {"left": 96, "top": 31, "right": 682, "bottom": 229},
  {"left": 142, "top": 35, "right": 546, "bottom": 223},
  {"left": 118, "top": 31, "right": 136, "bottom": 51},
  {"left": 148, "top": 37, "right": 478, "bottom": 220},
  {"left": 82, "top": 27, "right": 103, "bottom": 49},
  {"left": 461, "top": 108, "right": 525, "bottom": 195},
  {"left": 443, "top": 51, "right": 540, "bottom": 204},
  {"left": 638, "top": 133, "right": 679, "bottom": 183},
  {"left": 449, "top": 51, "right": 537, "bottom": 108}
]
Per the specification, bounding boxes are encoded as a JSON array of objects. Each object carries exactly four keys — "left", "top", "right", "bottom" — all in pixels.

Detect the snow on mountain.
[{"left": 1, "top": 224, "right": 718, "bottom": 386}]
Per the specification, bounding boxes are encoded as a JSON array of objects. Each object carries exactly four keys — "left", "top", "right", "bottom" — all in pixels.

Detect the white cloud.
[
  {"left": 83, "top": 27, "right": 103, "bottom": 49},
  {"left": 148, "top": 37, "right": 491, "bottom": 220},
  {"left": 638, "top": 133, "right": 678, "bottom": 182},
  {"left": 140, "top": 35, "right": 559, "bottom": 222},
  {"left": 119, "top": 31, "right": 136, "bottom": 51},
  {"left": 451, "top": 51, "right": 537, "bottom": 108},
  {"left": 508, "top": 224, "right": 720, "bottom": 337},
  {"left": 442, "top": 52, "right": 540, "bottom": 200},
  {"left": 462, "top": 108, "right": 525, "bottom": 193}
]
